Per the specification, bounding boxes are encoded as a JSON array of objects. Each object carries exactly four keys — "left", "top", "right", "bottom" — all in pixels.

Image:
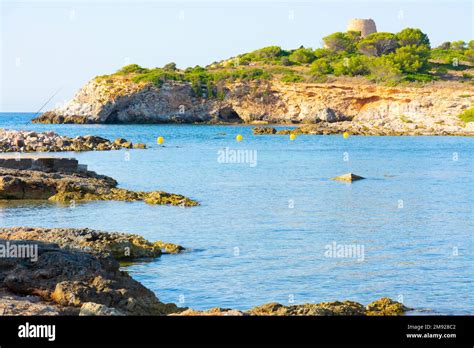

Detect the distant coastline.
[{"left": 31, "top": 25, "right": 474, "bottom": 136}]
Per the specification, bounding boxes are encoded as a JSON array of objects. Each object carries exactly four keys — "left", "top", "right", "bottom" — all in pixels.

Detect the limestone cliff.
[{"left": 33, "top": 76, "right": 474, "bottom": 135}]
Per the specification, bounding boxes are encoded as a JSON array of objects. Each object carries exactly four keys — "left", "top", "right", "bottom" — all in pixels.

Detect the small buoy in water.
[
  {"left": 157, "top": 136, "right": 164, "bottom": 145},
  {"left": 289, "top": 133, "right": 296, "bottom": 141},
  {"left": 343, "top": 132, "right": 350, "bottom": 139},
  {"left": 236, "top": 134, "right": 243, "bottom": 142}
]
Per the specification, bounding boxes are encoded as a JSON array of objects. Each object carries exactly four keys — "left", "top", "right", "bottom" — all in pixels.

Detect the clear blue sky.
[{"left": 1, "top": 0, "right": 473, "bottom": 111}]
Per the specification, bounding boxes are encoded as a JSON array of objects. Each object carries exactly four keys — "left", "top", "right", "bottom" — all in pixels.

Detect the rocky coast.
[
  {"left": 253, "top": 121, "right": 474, "bottom": 136},
  {"left": 0, "top": 128, "right": 146, "bottom": 152},
  {"left": 0, "top": 227, "right": 185, "bottom": 315},
  {"left": 0, "top": 227, "right": 410, "bottom": 316},
  {"left": 0, "top": 163, "right": 198, "bottom": 206},
  {"left": 32, "top": 76, "right": 474, "bottom": 136}
]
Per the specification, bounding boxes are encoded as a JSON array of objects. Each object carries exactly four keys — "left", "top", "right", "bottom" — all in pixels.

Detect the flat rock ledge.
[
  {"left": 0, "top": 128, "right": 146, "bottom": 152},
  {"left": 0, "top": 227, "right": 186, "bottom": 316},
  {"left": 0, "top": 166, "right": 198, "bottom": 207},
  {"left": 0, "top": 227, "right": 186, "bottom": 259}
]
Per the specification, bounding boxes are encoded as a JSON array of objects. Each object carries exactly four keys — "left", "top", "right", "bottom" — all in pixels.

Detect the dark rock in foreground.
[{"left": 0, "top": 228, "right": 185, "bottom": 315}]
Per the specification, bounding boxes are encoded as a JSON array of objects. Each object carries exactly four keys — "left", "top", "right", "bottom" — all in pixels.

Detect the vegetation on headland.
[
  {"left": 459, "top": 106, "right": 474, "bottom": 123},
  {"left": 96, "top": 28, "right": 473, "bottom": 97}
]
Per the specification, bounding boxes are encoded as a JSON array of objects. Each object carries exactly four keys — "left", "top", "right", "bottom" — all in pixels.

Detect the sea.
[{"left": 0, "top": 112, "right": 472, "bottom": 314}]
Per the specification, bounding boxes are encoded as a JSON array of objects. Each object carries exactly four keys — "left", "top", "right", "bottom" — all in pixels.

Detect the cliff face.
[{"left": 33, "top": 76, "right": 474, "bottom": 135}]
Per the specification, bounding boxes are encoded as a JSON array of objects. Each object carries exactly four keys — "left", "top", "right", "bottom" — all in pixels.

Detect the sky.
[{"left": 1, "top": 0, "right": 473, "bottom": 112}]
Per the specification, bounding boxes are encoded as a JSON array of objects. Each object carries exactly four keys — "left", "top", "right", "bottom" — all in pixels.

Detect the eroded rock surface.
[
  {"left": 32, "top": 78, "right": 474, "bottom": 135},
  {"left": 0, "top": 236, "right": 183, "bottom": 315},
  {"left": 0, "top": 167, "right": 198, "bottom": 206},
  {"left": 0, "top": 128, "right": 146, "bottom": 152},
  {"left": 0, "top": 227, "right": 186, "bottom": 260},
  {"left": 173, "top": 298, "right": 409, "bottom": 316}
]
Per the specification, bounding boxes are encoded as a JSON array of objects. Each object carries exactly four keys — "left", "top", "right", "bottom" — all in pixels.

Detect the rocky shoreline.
[
  {"left": 253, "top": 122, "right": 474, "bottom": 136},
  {"left": 0, "top": 128, "right": 146, "bottom": 152},
  {"left": 0, "top": 227, "right": 185, "bottom": 315},
  {"left": 0, "top": 227, "right": 410, "bottom": 316},
  {"left": 0, "top": 165, "right": 198, "bottom": 206},
  {"left": 31, "top": 77, "right": 474, "bottom": 136}
]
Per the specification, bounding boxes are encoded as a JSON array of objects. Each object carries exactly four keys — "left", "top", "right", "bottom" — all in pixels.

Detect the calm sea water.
[{"left": 0, "top": 112, "right": 472, "bottom": 314}]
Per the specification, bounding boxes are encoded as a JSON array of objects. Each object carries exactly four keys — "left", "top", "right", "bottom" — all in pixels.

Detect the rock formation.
[
  {"left": 32, "top": 78, "right": 474, "bottom": 136},
  {"left": 173, "top": 298, "right": 409, "bottom": 316},
  {"left": 0, "top": 228, "right": 185, "bottom": 315},
  {"left": 0, "top": 129, "right": 145, "bottom": 153},
  {"left": 0, "top": 165, "right": 198, "bottom": 206},
  {"left": 331, "top": 173, "right": 365, "bottom": 182}
]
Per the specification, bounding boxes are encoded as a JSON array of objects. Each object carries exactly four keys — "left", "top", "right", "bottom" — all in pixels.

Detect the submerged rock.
[
  {"left": 153, "top": 241, "right": 185, "bottom": 254},
  {"left": 331, "top": 173, "right": 365, "bottom": 182}
]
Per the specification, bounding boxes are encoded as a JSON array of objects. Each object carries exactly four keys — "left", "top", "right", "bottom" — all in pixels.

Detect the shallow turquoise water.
[{"left": 0, "top": 112, "right": 473, "bottom": 314}]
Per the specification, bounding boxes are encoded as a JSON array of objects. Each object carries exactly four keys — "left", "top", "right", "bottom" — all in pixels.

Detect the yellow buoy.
[
  {"left": 289, "top": 133, "right": 296, "bottom": 141},
  {"left": 343, "top": 132, "right": 350, "bottom": 139},
  {"left": 236, "top": 134, "right": 243, "bottom": 142},
  {"left": 157, "top": 136, "right": 164, "bottom": 145}
]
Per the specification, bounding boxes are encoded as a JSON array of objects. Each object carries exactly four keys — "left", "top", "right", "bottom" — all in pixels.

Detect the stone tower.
[{"left": 347, "top": 18, "right": 377, "bottom": 37}]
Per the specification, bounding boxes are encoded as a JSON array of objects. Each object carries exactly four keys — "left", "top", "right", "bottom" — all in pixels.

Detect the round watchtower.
[{"left": 347, "top": 18, "right": 377, "bottom": 37}]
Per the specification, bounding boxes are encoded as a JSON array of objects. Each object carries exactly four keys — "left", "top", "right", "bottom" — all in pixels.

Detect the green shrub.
[
  {"left": 396, "top": 28, "right": 430, "bottom": 48},
  {"left": 451, "top": 40, "right": 466, "bottom": 50},
  {"left": 332, "top": 56, "right": 369, "bottom": 76},
  {"left": 368, "top": 57, "right": 402, "bottom": 83},
  {"left": 280, "top": 73, "right": 304, "bottom": 82},
  {"left": 310, "top": 58, "right": 333, "bottom": 75},
  {"left": 390, "top": 45, "right": 430, "bottom": 73},
  {"left": 116, "top": 64, "right": 148, "bottom": 74},
  {"left": 280, "top": 57, "right": 292, "bottom": 66},
  {"left": 163, "top": 62, "right": 177, "bottom": 71},
  {"left": 322, "top": 32, "right": 358, "bottom": 53},
  {"left": 358, "top": 32, "right": 398, "bottom": 57},
  {"left": 459, "top": 107, "right": 474, "bottom": 122},
  {"left": 464, "top": 49, "right": 474, "bottom": 63},
  {"left": 313, "top": 48, "right": 332, "bottom": 59},
  {"left": 289, "top": 47, "right": 316, "bottom": 64},
  {"left": 402, "top": 73, "right": 436, "bottom": 83},
  {"left": 252, "top": 46, "right": 286, "bottom": 60}
]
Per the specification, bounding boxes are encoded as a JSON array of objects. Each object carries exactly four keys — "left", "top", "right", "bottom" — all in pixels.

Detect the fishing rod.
[{"left": 29, "top": 87, "right": 62, "bottom": 123}]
